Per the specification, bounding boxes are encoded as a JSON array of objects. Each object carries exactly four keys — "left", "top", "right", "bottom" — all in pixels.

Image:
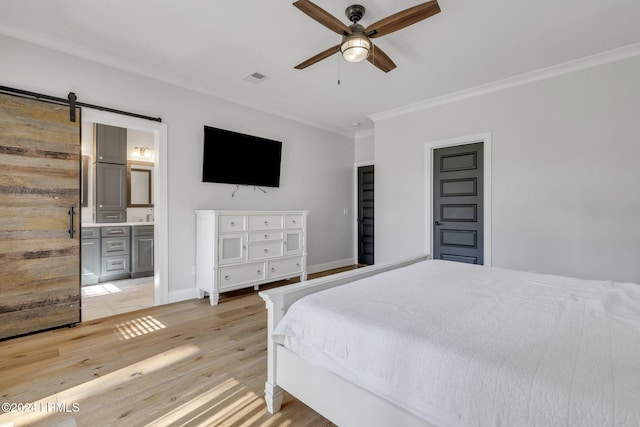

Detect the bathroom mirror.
[{"left": 127, "top": 161, "right": 153, "bottom": 207}]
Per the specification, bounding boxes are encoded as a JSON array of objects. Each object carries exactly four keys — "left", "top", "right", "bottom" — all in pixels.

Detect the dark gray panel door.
[
  {"left": 357, "top": 165, "right": 374, "bottom": 265},
  {"left": 433, "top": 143, "right": 483, "bottom": 264}
]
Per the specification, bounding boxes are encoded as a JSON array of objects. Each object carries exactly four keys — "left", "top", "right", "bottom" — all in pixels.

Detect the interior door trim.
[
  {"left": 82, "top": 108, "right": 169, "bottom": 306},
  {"left": 424, "top": 132, "right": 492, "bottom": 266}
]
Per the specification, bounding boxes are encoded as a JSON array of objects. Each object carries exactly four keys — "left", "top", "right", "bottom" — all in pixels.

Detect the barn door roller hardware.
[{"left": 0, "top": 85, "right": 162, "bottom": 123}]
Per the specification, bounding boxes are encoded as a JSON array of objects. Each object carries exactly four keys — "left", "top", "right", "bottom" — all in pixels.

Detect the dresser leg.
[{"left": 209, "top": 292, "right": 219, "bottom": 306}]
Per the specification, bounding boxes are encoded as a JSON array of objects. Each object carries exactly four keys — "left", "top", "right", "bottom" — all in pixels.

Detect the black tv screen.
[{"left": 202, "top": 126, "right": 282, "bottom": 187}]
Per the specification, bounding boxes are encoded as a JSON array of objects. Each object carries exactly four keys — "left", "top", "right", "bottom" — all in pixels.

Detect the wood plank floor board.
[{"left": 0, "top": 268, "right": 360, "bottom": 426}]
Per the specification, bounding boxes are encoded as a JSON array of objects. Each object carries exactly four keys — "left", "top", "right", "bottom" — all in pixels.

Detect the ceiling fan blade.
[
  {"left": 365, "top": 0, "right": 441, "bottom": 38},
  {"left": 367, "top": 45, "right": 397, "bottom": 73},
  {"left": 295, "top": 45, "right": 341, "bottom": 69},
  {"left": 293, "top": 0, "right": 351, "bottom": 35}
]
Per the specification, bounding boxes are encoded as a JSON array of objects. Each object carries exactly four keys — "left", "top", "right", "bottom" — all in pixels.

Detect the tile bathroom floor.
[{"left": 81, "top": 277, "right": 154, "bottom": 321}]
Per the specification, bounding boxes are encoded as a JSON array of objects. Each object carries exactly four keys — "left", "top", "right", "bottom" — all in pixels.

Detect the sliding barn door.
[{"left": 0, "top": 92, "right": 81, "bottom": 339}]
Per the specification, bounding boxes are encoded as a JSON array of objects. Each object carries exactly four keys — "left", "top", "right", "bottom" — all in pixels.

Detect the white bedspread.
[{"left": 273, "top": 260, "right": 640, "bottom": 427}]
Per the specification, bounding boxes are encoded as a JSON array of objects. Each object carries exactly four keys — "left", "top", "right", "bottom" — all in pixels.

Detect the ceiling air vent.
[{"left": 243, "top": 72, "right": 267, "bottom": 84}]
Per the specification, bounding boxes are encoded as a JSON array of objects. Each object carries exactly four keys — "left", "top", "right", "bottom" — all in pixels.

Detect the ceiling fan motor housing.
[{"left": 345, "top": 4, "right": 366, "bottom": 23}]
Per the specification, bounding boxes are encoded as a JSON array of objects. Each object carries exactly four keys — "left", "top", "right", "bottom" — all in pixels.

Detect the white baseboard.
[
  {"left": 307, "top": 258, "right": 357, "bottom": 275},
  {"left": 168, "top": 287, "right": 199, "bottom": 304}
]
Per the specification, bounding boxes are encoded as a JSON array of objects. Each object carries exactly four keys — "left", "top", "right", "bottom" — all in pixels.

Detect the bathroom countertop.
[{"left": 82, "top": 222, "right": 154, "bottom": 227}]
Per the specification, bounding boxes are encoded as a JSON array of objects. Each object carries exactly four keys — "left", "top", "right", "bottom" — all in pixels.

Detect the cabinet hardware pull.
[
  {"left": 271, "top": 267, "right": 275, "bottom": 272},
  {"left": 224, "top": 275, "right": 230, "bottom": 280},
  {"left": 264, "top": 249, "right": 269, "bottom": 253},
  {"left": 264, "top": 221, "right": 269, "bottom": 225},
  {"left": 68, "top": 206, "right": 75, "bottom": 238},
  {"left": 230, "top": 222, "right": 235, "bottom": 226},
  {"left": 296, "top": 263, "right": 300, "bottom": 267},
  {"left": 292, "top": 220, "right": 296, "bottom": 224},
  {"left": 257, "top": 270, "right": 262, "bottom": 275},
  {"left": 264, "top": 234, "right": 269, "bottom": 239}
]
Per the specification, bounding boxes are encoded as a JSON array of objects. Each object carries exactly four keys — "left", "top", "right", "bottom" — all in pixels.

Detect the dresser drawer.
[
  {"left": 248, "top": 231, "right": 283, "bottom": 242},
  {"left": 96, "top": 211, "right": 126, "bottom": 223},
  {"left": 133, "top": 225, "right": 154, "bottom": 236},
  {"left": 285, "top": 215, "right": 304, "bottom": 229},
  {"left": 219, "top": 263, "right": 265, "bottom": 290},
  {"left": 219, "top": 215, "right": 246, "bottom": 232},
  {"left": 102, "top": 236, "right": 130, "bottom": 256},
  {"left": 248, "top": 241, "right": 283, "bottom": 261},
  {"left": 268, "top": 257, "right": 303, "bottom": 279},
  {"left": 81, "top": 227, "right": 100, "bottom": 239},
  {"left": 101, "top": 256, "right": 129, "bottom": 275},
  {"left": 101, "top": 226, "right": 130, "bottom": 237},
  {"left": 248, "top": 215, "right": 283, "bottom": 231}
]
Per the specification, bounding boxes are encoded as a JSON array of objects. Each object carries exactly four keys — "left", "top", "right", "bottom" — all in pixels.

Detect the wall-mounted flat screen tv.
[{"left": 202, "top": 126, "right": 282, "bottom": 188}]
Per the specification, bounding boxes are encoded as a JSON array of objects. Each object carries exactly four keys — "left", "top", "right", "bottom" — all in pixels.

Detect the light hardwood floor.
[{"left": 0, "top": 270, "right": 357, "bottom": 427}]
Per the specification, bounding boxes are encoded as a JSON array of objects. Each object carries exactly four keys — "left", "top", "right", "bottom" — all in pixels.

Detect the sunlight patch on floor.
[
  {"left": 149, "top": 376, "right": 244, "bottom": 426},
  {"left": 113, "top": 316, "right": 166, "bottom": 340},
  {"left": 82, "top": 283, "right": 122, "bottom": 297},
  {"left": 0, "top": 344, "right": 200, "bottom": 426}
]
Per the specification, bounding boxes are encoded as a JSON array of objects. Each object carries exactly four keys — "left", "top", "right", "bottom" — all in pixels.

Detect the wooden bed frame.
[{"left": 259, "top": 255, "right": 437, "bottom": 427}]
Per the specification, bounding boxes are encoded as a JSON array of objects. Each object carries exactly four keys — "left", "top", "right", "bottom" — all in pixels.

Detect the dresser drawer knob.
[
  {"left": 264, "top": 221, "right": 269, "bottom": 225},
  {"left": 230, "top": 221, "right": 235, "bottom": 226},
  {"left": 296, "top": 263, "right": 300, "bottom": 267},
  {"left": 292, "top": 220, "right": 297, "bottom": 224},
  {"left": 224, "top": 275, "right": 230, "bottom": 280},
  {"left": 257, "top": 270, "right": 262, "bottom": 275},
  {"left": 264, "top": 234, "right": 269, "bottom": 239},
  {"left": 271, "top": 267, "right": 276, "bottom": 272},
  {"left": 264, "top": 248, "right": 269, "bottom": 253}
]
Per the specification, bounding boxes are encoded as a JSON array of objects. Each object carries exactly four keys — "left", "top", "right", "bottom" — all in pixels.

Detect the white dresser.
[{"left": 195, "top": 210, "right": 308, "bottom": 305}]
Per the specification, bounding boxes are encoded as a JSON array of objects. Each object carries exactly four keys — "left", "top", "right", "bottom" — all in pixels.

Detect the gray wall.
[
  {"left": 0, "top": 35, "right": 355, "bottom": 301},
  {"left": 374, "top": 55, "right": 640, "bottom": 283}
]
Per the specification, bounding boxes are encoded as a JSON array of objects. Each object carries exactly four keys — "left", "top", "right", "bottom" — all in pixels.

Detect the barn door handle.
[
  {"left": 68, "top": 206, "right": 76, "bottom": 238},
  {"left": 434, "top": 220, "right": 443, "bottom": 226}
]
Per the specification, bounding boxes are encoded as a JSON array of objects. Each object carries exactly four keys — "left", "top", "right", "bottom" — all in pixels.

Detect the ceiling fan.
[{"left": 293, "top": 0, "right": 441, "bottom": 73}]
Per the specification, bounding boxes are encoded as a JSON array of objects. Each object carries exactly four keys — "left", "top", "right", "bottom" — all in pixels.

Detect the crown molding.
[
  {"left": 369, "top": 42, "right": 640, "bottom": 123},
  {"left": 354, "top": 128, "right": 375, "bottom": 139},
  {"left": 0, "top": 31, "right": 355, "bottom": 139}
]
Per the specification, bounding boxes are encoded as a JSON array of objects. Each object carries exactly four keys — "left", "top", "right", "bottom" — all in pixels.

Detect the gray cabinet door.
[
  {"left": 95, "top": 163, "right": 127, "bottom": 212},
  {"left": 132, "top": 235, "right": 154, "bottom": 277},
  {"left": 94, "top": 123, "right": 127, "bottom": 164},
  {"left": 81, "top": 237, "right": 101, "bottom": 285}
]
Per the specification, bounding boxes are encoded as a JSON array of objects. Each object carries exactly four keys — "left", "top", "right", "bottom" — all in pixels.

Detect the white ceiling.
[{"left": 1, "top": 0, "right": 640, "bottom": 136}]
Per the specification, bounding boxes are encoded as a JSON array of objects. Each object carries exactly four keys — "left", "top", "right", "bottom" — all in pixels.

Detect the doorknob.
[{"left": 434, "top": 220, "right": 443, "bottom": 226}]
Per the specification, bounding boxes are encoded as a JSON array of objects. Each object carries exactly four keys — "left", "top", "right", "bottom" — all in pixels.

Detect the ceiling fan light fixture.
[{"left": 340, "top": 33, "right": 371, "bottom": 62}]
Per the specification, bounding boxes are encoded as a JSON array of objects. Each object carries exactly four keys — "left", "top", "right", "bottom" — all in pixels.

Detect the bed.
[{"left": 259, "top": 257, "right": 640, "bottom": 427}]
